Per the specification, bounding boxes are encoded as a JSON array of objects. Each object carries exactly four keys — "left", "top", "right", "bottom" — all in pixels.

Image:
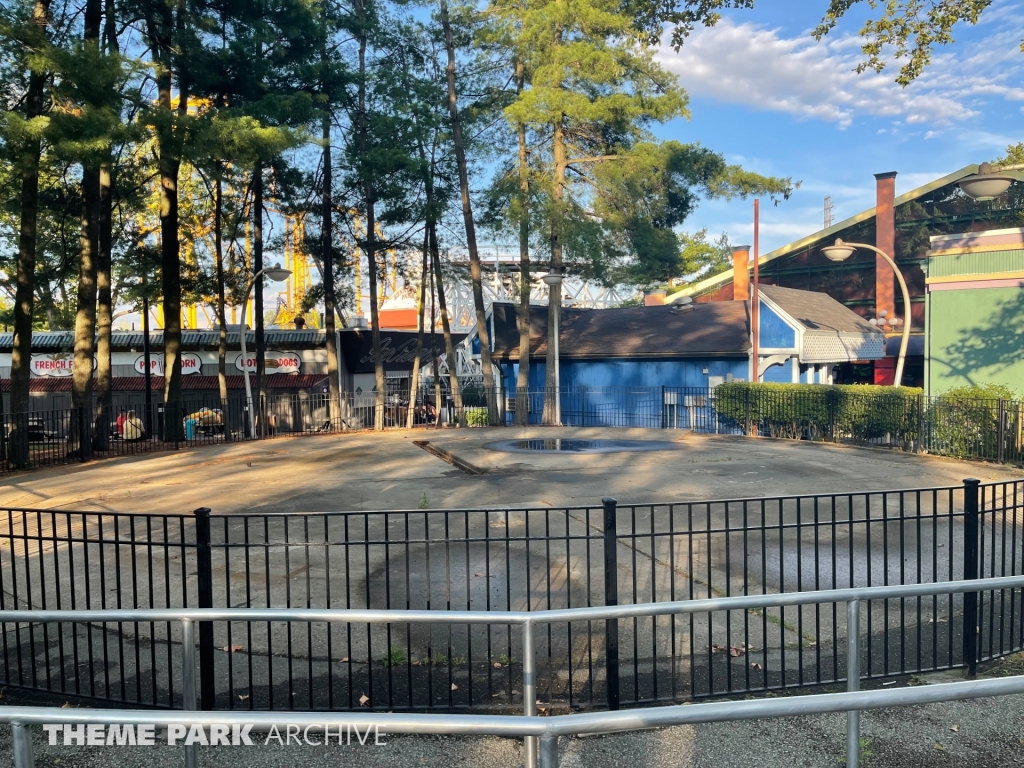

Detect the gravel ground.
[{"left": 3, "top": 684, "right": 1023, "bottom": 768}]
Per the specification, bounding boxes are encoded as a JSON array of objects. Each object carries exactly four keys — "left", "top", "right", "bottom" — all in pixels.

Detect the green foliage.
[
  {"left": 995, "top": 143, "right": 1024, "bottom": 167},
  {"left": 714, "top": 382, "right": 924, "bottom": 443},
  {"left": 679, "top": 229, "right": 732, "bottom": 279},
  {"left": 814, "top": 0, "right": 993, "bottom": 86},
  {"left": 929, "top": 383, "right": 1018, "bottom": 459},
  {"left": 465, "top": 407, "right": 489, "bottom": 427}
]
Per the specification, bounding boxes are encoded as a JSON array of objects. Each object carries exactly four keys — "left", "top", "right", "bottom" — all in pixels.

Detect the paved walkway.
[
  {"left": 0, "top": 427, "right": 1017, "bottom": 515},
  {"left": 4, "top": 670, "right": 1023, "bottom": 767}
]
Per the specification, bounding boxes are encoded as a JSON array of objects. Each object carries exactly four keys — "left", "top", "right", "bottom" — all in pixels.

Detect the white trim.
[{"left": 929, "top": 226, "right": 1024, "bottom": 244}]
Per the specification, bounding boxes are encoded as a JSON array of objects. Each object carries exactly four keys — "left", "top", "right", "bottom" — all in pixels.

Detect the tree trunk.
[
  {"left": 9, "top": 0, "right": 52, "bottom": 467},
  {"left": 71, "top": 168, "right": 99, "bottom": 458},
  {"left": 146, "top": 2, "right": 186, "bottom": 442},
  {"left": 542, "top": 117, "right": 566, "bottom": 425},
  {"left": 514, "top": 59, "right": 531, "bottom": 427},
  {"left": 70, "top": 0, "right": 102, "bottom": 458},
  {"left": 322, "top": 109, "right": 341, "bottom": 424},
  {"left": 355, "top": 10, "right": 386, "bottom": 430},
  {"left": 215, "top": 172, "right": 231, "bottom": 439},
  {"left": 438, "top": 0, "right": 497, "bottom": 424},
  {"left": 94, "top": 162, "right": 113, "bottom": 450},
  {"left": 406, "top": 229, "right": 429, "bottom": 429},
  {"left": 253, "top": 164, "right": 265, "bottom": 434},
  {"left": 160, "top": 147, "right": 183, "bottom": 440},
  {"left": 429, "top": 221, "right": 463, "bottom": 424},
  {"left": 94, "top": 0, "right": 117, "bottom": 450}
]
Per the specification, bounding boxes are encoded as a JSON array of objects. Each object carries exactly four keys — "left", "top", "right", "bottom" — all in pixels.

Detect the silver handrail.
[{"left": 3, "top": 575, "right": 1023, "bottom": 768}]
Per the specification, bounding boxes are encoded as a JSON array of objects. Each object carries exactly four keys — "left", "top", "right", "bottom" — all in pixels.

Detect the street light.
[
  {"left": 239, "top": 265, "right": 292, "bottom": 435},
  {"left": 957, "top": 162, "right": 1021, "bottom": 201},
  {"left": 821, "top": 239, "right": 911, "bottom": 387},
  {"left": 541, "top": 270, "right": 565, "bottom": 426}
]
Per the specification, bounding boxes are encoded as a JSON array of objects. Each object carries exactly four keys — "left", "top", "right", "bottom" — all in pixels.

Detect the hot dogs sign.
[{"left": 233, "top": 350, "right": 301, "bottom": 374}]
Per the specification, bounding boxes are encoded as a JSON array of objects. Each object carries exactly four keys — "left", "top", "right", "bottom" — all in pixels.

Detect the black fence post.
[
  {"left": 962, "top": 478, "right": 981, "bottom": 679},
  {"left": 602, "top": 497, "right": 620, "bottom": 711},
  {"left": 917, "top": 393, "right": 925, "bottom": 454},
  {"left": 744, "top": 387, "right": 752, "bottom": 437},
  {"left": 997, "top": 399, "right": 1006, "bottom": 464},
  {"left": 828, "top": 387, "right": 837, "bottom": 443},
  {"left": 194, "top": 506, "right": 216, "bottom": 710}
]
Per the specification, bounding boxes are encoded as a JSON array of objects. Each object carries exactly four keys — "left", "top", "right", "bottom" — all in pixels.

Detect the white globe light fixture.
[
  {"left": 958, "top": 162, "right": 1016, "bottom": 202},
  {"left": 822, "top": 239, "right": 856, "bottom": 262},
  {"left": 541, "top": 270, "right": 565, "bottom": 425},
  {"left": 239, "top": 264, "right": 292, "bottom": 436},
  {"left": 541, "top": 272, "right": 564, "bottom": 287},
  {"left": 819, "top": 239, "right": 913, "bottom": 388}
]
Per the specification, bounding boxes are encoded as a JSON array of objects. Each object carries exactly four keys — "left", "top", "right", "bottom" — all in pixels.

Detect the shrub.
[
  {"left": 465, "top": 408, "right": 489, "bottom": 427},
  {"left": 714, "top": 382, "right": 923, "bottom": 444},
  {"left": 928, "top": 384, "right": 1018, "bottom": 459}
]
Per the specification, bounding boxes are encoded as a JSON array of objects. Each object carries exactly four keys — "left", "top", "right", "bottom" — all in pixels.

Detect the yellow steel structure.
[{"left": 271, "top": 214, "right": 320, "bottom": 328}]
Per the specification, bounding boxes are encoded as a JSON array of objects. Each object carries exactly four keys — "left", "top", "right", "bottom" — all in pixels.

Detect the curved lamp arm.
[{"left": 839, "top": 242, "right": 912, "bottom": 387}]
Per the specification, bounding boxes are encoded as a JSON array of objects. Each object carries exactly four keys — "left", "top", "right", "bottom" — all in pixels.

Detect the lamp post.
[
  {"left": 821, "top": 239, "right": 911, "bottom": 387},
  {"left": 542, "top": 270, "right": 564, "bottom": 426},
  {"left": 239, "top": 265, "right": 291, "bottom": 436}
]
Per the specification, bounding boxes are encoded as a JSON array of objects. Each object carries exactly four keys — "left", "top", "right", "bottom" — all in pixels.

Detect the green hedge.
[
  {"left": 714, "top": 382, "right": 924, "bottom": 443},
  {"left": 928, "top": 384, "right": 1018, "bottom": 459},
  {"left": 465, "top": 407, "right": 489, "bottom": 427}
]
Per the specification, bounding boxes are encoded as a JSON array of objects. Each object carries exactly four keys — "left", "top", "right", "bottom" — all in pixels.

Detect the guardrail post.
[
  {"left": 539, "top": 733, "right": 559, "bottom": 768},
  {"left": 194, "top": 507, "right": 215, "bottom": 711},
  {"left": 603, "top": 497, "right": 620, "bottom": 711},
  {"left": 12, "top": 723, "right": 34, "bottom": 768},
  {"left": 846, "top": 599, "right": 861, "bottom": 768},
  {"left": 181, "top": 618, "right": 199, "bottom": 768},
  {"left": 523, "top": 620, "right": 538, "bottom": 768},
  {"left": 963, "top": 478, "right": 981, "bottom": 678}
]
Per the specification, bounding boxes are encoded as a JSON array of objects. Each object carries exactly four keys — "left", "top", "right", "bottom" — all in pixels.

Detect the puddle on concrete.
[{"left": 485, "top": 438, "right": 679, "bottom": 454}]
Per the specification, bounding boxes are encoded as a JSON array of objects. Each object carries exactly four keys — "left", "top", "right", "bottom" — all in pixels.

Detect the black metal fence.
[
  {"left": 2, "top": 479, "right": 1022, "bottom": 712},
  {"left": 3, "top": 386, "right": 1022, "bottom": 476}
]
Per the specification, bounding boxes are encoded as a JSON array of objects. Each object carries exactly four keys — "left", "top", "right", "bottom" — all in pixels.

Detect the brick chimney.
[
  {"left": 874, "top": 172, "right": 897, "bottom": 319},
  {"left": 732, "top": 245, "right": 751, "bottom": 301},
  {"left": 644, "top": 290, "right": 666, "bottom": 306}
]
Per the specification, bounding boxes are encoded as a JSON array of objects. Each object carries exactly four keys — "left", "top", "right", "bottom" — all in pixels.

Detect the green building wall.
[{"left": 927, "top": 286, "right": 1024, "bottom": 394}]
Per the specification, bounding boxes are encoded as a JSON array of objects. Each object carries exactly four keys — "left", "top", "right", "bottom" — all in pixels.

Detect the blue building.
[{"left": 481, "top": 283, "right": 884, "bottom": 425}]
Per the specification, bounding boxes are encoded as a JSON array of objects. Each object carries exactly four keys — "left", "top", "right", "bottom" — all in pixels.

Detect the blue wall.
[
  {"left": 759, "top": 302, "right": 797, "bottom": 349},
  {"left": 761, "top": 357, "right": 795, "bottom": 384},
  {"left": 501, "top": 357, "right": 748, "bottom": 426}
]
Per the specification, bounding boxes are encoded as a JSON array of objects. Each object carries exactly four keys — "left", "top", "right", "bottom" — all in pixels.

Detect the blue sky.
[{"left": 653, "top": 0, "right": 1024, "bottom": 254}]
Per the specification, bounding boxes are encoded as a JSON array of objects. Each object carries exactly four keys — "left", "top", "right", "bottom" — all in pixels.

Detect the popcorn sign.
[{"left": 133, "top": 353, "right": 203, "bottom": 376}]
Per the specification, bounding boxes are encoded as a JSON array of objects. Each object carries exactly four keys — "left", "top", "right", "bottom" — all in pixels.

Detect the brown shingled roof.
[
  {"left": 759, "top": 285, "right": 881, "bottom": 335},
  {"left": 490, "top": 301, "right": 751, "bottom": 361}
]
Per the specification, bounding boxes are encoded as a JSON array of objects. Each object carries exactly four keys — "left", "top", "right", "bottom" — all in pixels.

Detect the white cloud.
[{"left": 656, "top": 16, "right": 1023, "bottom": 129}]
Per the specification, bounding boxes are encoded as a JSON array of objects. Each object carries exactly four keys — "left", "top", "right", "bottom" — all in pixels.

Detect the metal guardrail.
[{"left": 4, "top": 575, "right": 1024, "bottom": 768}]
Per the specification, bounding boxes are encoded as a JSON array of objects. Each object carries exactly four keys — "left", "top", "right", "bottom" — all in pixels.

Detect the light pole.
[
  {"left": 542, "top": 270, "right": 564, "bottom": 426},
  {"left": 821, "top": 239, "right": 911, "bottom": 387},
  {"left": 239, "top": 265, "right": 291, "bottom": 436}
]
